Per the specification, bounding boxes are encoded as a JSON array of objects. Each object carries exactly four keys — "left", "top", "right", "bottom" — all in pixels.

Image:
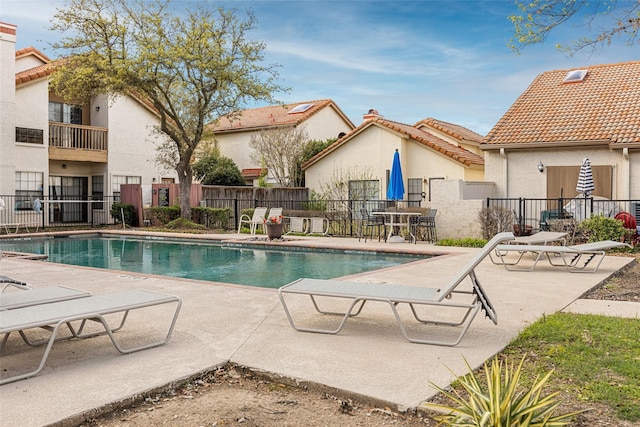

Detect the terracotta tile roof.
[
  {"left": 15, "top": 47, "right": 55, "bottom": 85},
  {"left": 303, "top": 117, "right": 484, "bottom": 169},
  {"left": 210, "top": 99, "right": 354, "bottom": 132},
  {"left": 15, "top": 46, "right": 50, "bottom": 63},
  {"left": 15, "top": 62, "right": 54, "bottom": 85},
  {"left": 415, "top": 117, "right": 484, "bottom": 143},
  {"left": 483, "top": 61, "right": 640, "bottom": 148},
  {"left": 241, "top": 168, "right": 267, "bottom": 179}
]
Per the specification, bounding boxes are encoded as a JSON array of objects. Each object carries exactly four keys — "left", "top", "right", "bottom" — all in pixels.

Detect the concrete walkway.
[{"left": 0, "top": 231, "right": 637, "bottom": 426}]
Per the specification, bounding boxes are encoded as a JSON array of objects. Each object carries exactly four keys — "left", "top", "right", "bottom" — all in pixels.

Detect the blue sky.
[{"left": 1, "top": 0, "right": 637, "bottom": 135}]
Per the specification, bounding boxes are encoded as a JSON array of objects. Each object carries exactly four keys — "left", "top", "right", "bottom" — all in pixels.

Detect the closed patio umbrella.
[
  {"left": 575, "top": 157, "right": 595, "bottom": 221},
  {"left": 576, "top": 157, "right": 594, "bottom": 196},
  {"left": 387, "top": 149, "right": 405, "bottom": 201}
]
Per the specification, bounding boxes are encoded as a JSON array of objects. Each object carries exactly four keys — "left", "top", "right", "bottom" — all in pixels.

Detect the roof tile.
[
  {"left": 483, "top": 61, "right": 640, "bottom": 147},
  {"left": 211, "top": 99, "right": 353, "bottom": 132},
  {"left": 304, "top": 117, "right": 484, "bottom": 169}
]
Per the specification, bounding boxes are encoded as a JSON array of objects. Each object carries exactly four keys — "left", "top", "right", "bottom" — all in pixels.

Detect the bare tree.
[
  {"left": 509, "top": 0, "right": 640, "bottom": 55},
  {"left": 249, "top": 126, "right": 310, "bottom": 187}
]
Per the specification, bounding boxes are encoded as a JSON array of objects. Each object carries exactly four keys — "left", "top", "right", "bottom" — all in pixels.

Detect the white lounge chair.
[
  {"left": 1, "top": 284, "right": 91, "bottom": 310},
  {"left": 278, "top": 232, "right": 515, "bottom": 346},
  {"left": 0, "top": 289, "right": 182, "bottom": 384},
  {"left": 308, "top": 217, "right": 329, "bottom": 235},
  {"left": 237, "top": 207, "right": 267, "bottom": 235},
  {"left": 489, "top": 231, "right": 568, "bottom": 265},
  {"left": 492, "top": 240, "right": 632, "bottom": 272},
  {"left": 286, "top": 217, "right": 308, "bottom": 234}
]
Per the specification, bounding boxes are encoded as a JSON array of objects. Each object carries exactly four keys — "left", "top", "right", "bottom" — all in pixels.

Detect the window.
[
  {"left": 112, "top": 175, "right": 141, "bottom": 201},
  {"left": 349, "top": 180, "right": 380, "bottom": 217},
  {"left": 16, "top": 127, "right": 44, "bottom": 144},
  {"left": 287, "top": 103, "right": 314, "bottom": 114},
  {"left": 15, "top": 171, "right": 44, "bottom": 210},
  {"left": 563, "top": 69, "right": 588, "bottom": 83},
  {"left": 407, "top": 178, "right": 423, "bottom": 207},
  {"left": 48, "top": 102, "right": 82, "bottom": 124},
  {"left": 92, "top": 175, "right": 104, "bottom": 210}
]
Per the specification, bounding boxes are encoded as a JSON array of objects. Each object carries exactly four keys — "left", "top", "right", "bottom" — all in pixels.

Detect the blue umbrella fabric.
[
  {"left": 387, "top": 149, "right": 405, "bottom": 201},
  {"left": 576, "top": 157, "right": 595, "bottom": 196}
]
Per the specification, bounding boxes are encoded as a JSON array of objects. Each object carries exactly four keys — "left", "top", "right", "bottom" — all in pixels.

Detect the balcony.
[{"left": 49, "top": 122, "right": 108, "bottom": 163}]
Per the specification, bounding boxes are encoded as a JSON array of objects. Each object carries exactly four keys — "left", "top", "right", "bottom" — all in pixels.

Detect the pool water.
[{"left": 0, "top": 236, "right": 423, "bottom": 288}]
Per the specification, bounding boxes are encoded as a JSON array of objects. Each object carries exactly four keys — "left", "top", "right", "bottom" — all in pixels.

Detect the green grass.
[{"left": 503, "top": 313, "right": 640, "bottom": 421}]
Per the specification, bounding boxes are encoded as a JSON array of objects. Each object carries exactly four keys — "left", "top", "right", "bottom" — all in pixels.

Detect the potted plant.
[{"left": 264, "top": 215, "right": 284, "bottom": 239}]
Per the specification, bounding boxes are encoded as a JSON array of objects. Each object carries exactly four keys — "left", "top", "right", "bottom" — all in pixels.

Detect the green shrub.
[
  {"left": 163, "top": 218, "right": 206, "bottom": 230},
  {"left": 110, "top": 203, "right": 138, "bottom": 226},
  {"left": 190, "top": 207, "right": 231, "bottom": 229},
  {"left": 427, "top": 355, "right": 585, "bottom": 426},
  {"left": 437, "top": 238, "right": 487, "bottom": 248},
  {"left": 146, "top": 206, "right": 181, "bottom": 226},
  {"left": 577, "top": 214, "right": 630, "bottom": 243}
]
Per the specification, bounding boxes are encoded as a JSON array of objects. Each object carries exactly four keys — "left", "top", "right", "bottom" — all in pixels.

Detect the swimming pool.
[{"left": 0, "top": 236, "right": 425, "bottom": 288}]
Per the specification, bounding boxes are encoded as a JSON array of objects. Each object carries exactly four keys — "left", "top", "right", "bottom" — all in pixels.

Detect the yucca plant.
[{"left": 426, "top": 355, "right": 586, "bottom": 426}]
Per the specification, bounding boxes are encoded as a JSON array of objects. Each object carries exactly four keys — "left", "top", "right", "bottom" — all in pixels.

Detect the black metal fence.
[
  {"left": 202, "top": 198, "right": 424, "bottom": 236},
  {"left": 486, "top": 197, "right": 640, "bottom": 234},
  {"left": 1, "top": 195, "right": 118, "bottom": 233}
]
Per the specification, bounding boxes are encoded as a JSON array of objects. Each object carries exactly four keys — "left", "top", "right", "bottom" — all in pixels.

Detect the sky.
[{"left": 1, "top": 0, "right": 638, "bottom": 135}]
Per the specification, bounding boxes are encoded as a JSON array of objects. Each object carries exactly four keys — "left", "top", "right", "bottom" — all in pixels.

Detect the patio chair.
[
  {"left": 410, "top": 209, "right": 437, "bottom": 244},
  {"left": 237, "top": 207, "right": 267, "bottom": 235},
  {"left": 308, "top": 217, "right": 329, "bottom": 235},
  {"left": 492, "top": 240, "right": 631, "bottom": 273},
  {"left": 286, "top": 217, "right": 308, "bottom": 234},
  {"left": 0, "top": 289, "right": 182, "bottom": 384},
  {"left": 359, "top": 209, "right": 386, "bottom": 242},
  {"left": 278, "top": 232, "right": 515, "bottom": 346}
]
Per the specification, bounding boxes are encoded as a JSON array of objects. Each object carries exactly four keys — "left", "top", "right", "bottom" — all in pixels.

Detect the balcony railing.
[{"left": 49, "top": 122, "right": 108, "bottom": 151}]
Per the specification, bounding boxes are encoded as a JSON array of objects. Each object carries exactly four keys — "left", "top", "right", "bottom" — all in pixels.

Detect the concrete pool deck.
[{"left": 0, "top": 230, "right": 637, "bottom": 426}]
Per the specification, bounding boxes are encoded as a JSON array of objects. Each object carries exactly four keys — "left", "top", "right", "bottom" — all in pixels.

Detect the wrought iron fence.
[
  {"left": 1, "top": 195, "right": 118, "bottom": 233},
  {"left": 200, "top": 198, "right": 424, "bottom": 236},
  {"left": 486, "top": 197, "right": 640, "bottom": 235}
]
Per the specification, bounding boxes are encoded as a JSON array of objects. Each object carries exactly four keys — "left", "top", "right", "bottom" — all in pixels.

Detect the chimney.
[{"left": 363, "top": 108, "right": 382, "bottom": 122}]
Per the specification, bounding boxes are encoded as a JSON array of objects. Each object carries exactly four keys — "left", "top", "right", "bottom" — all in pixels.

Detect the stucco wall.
[
  {"left": 430, "top": 179, "right": 486, "bottom": 239},
  {"left": 214, "top": 106, "right": 353, "bottom": 176},
  {"left": 483, "top": 147, "right": 636, "bottom": 200},
  {"left": 305, "top": 124, "right": 472, "bottom": 202},
  {"left": 0, "top": 26, "right": 17, "bottom": 195},
  {"left": 106, "top": 96, "right": 178, "bottom": 190}
]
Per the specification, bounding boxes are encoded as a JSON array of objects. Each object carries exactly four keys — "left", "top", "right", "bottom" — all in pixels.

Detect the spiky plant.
[{"left": 426, "top": 355, "right": 586, "bottom": 426}]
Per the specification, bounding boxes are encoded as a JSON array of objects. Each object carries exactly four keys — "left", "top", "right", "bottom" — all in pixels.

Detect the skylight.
[
  {"left": 288, "top": 103, "right": 314, "bottom": 114},
  {"left": 563, "top": 69, "right": 588, "bottom": 83}
]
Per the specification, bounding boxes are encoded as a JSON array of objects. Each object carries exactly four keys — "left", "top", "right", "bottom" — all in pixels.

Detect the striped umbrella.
[{"left": 576, "top": 157, "right": 595, "bottom": 196}]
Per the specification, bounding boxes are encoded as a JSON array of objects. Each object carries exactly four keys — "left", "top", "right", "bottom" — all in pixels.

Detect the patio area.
[{"left": 0, "top": 231, "right": 635, "bottom": 426}]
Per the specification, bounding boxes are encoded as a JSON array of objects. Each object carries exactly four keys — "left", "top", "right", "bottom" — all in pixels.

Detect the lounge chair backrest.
[
  {"left": 309, "top": 217, "right": 329, "bottom": 235},
  {"left": 252, "top": 207, "right": 268, "bottom": 222},
  {"left": 266, "top": 207, "right": 282, "bottom": 220},
  {"left": 435, "top": 231, "right": 514, "bottom": 302},
  {"left": 569, "top": 240, "right": 630, "bottom": 251}
]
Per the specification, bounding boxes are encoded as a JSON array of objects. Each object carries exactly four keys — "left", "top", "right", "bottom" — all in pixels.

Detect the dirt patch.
[
  {"left": 80, "top": 254, "right": 639, "bottom": 427},
  {"left": 80, "top": 366, "right": 433, "bottom": 426}
]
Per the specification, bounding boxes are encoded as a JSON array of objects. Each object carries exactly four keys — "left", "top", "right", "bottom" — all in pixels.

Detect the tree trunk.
[{"left": 177, "top": 163, "right": 193, "bottom": 220}]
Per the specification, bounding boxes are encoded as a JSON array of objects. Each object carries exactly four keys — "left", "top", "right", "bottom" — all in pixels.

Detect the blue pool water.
[{"left": 0, "top": 236, "right": 423, "bottom": 288}]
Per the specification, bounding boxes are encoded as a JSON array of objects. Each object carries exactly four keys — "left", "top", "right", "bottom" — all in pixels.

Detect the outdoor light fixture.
[
  {"left": 95, "top": 106, "right": 100, "bottom": 112},
  {"left": 537, "top": 162, "right": 544, "bottom": 173}
]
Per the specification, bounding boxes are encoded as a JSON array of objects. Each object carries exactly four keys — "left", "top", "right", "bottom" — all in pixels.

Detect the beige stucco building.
[
  {"left": 0, "top": 23, "right": 177, "bottom": 227},
  {"left": 482, "top": 62, "right": 640, "bottom": 203},
  {"left": 303, "top": 112, "right": 485, "bottom": 206},
  {"left": 209, "top": 100, "right": 355, "bottom": 185}
]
